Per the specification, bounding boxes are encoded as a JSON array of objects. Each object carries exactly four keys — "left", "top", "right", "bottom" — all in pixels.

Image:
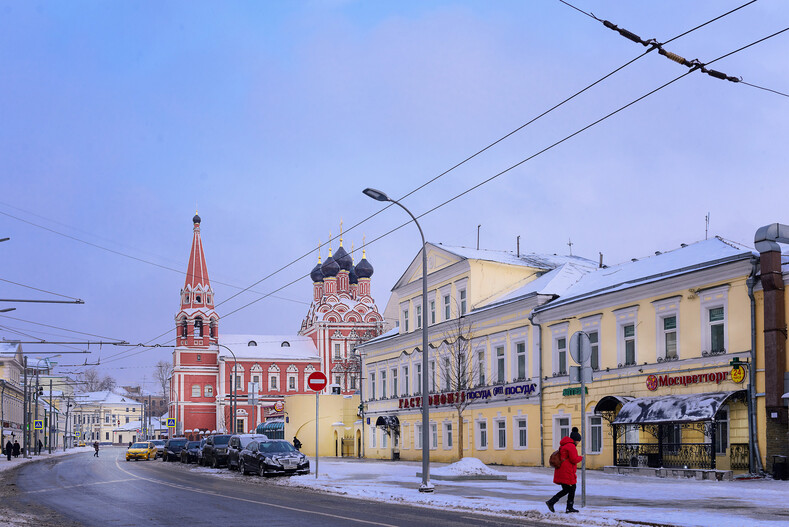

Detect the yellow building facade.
[{"left": 283, "top": 393, "right": 361, "bottom": 458}]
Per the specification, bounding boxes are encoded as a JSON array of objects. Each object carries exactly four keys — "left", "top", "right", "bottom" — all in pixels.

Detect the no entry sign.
[{"left": 307, "top": 371, "right": 327, "bottom": 391}]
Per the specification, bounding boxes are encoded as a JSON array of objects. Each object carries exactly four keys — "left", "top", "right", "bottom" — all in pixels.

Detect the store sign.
[
  {"left": 273, "top": 401, "right": 284, "bottom": 412},
  {"left": 398, "top": 381, "right": 538, "bottom": 410},
  {"left": 646, "top": 370, "right": 730, "bottom": 392},
  {"left": 731, "top": 366, "right": 745, "bottom": 384},
  {"left": 562, "top": 387, "right": 588, "bottom": 396}
]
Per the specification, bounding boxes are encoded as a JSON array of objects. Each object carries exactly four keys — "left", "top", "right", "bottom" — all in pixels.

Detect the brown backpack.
[{"left": 549, "top": 448, "right": 563, "bottom": 469}]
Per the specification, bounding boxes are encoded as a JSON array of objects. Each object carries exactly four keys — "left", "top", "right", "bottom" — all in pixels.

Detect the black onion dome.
[
  {"left": 310, "top": 262, "right": 324, "bottom": 282},
  {"left": 334, "top": 246, "right": 353, "bottom": 271},
  {"left": 349, "top": 265, "right": 358, "bottom": 284},
  {"left": 355, "top": 257, "right": 374, "bottom": 278},
  {"left": 321, "top": 255, "right": 340, "bottom": 277},
  {"left": 193, "top": 214, "right": 201, "bottom": 224}
]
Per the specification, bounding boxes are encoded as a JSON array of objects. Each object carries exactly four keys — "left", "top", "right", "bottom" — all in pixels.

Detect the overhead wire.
[{"left": 0, "top": 277, "right": 83, "bottom": 301}]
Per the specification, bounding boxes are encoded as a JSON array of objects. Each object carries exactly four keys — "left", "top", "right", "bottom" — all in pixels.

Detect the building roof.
[
  {"left": 479, "top": 262, "right": 597, "bottom": 310},
  {"left": 535, "top": 237, "right": 754, "bottom": 312},
  {"left": 219, "top": 335, "right": 319, "bottom": 361},
  {"left": 184, "top": 215, "right": 211, "bottom": 291},
  {"left": 434, "top": 243, "right": 596, "bottom": 270},
  {"left": 609, "top": 391, "right": 745, "bottom": 424},
  {"left": 77, "top": 391, "right": 142, "bottom": 405}
]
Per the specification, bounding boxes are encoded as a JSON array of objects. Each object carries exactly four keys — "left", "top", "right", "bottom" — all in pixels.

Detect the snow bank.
[{"left": 430, "top": 457, "right": 502, "bottom": 477}]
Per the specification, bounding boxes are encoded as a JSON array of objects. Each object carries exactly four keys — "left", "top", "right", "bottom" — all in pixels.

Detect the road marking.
[
  {"left": 25, "top": 478, "right": 137, "bottom": 493},
  {"left": 113, "top": 456, "right": 396, "bottom": 526}
]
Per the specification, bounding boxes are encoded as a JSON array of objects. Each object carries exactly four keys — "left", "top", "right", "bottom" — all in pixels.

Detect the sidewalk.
[
  {"left": 274, "top": 456, "right": 789, "bottom": 527},
  {"left": 0, "top": 446, "right": 94, "bottom": 474}
]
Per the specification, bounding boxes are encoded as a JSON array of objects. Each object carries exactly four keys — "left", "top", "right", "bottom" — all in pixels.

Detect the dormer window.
[
  {"left": 281, "top": 341, "right": 290, "bottom": 347},
  {"left": 248, "top": 341, "right": 257, "bottom": 346}
]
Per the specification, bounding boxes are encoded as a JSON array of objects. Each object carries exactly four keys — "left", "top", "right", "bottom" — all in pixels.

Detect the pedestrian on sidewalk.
[
  {"left": 293, "top": 436, "right": 302, "bottom": 450},
  {"left": 4, "top": 439, "right": 12, "bottom": 461},
  {"left": 546, "top": 427, "right": 583, "bottom": 514},
  {"left": 12, "top": 440, "right": 19, "bottom": 458},
  {"left": 93, "top": 441, "right": 99, "bottom": 457},
  {"left": 37, "top": 439, "right": 43, "bottom": 455}
]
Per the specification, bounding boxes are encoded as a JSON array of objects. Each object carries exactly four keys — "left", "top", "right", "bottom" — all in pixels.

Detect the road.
[{"left": 11, "top": 448, "right": 546, "bottom": 526}]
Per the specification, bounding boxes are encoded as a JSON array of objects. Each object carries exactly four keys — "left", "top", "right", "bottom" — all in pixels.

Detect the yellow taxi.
[
  {"left": 77, "top": 441, "right": 86, "bottom": 447},
  {"left": 126, "top": 441, "right": 157, "bottom": 461}
]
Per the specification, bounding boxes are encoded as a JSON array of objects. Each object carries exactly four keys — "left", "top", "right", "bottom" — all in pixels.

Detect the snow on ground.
[
  {"left": 0, "top": 446, "right": 94, "bottom": 473},
  {"left": 430, "top": 457, "right": 503, "bottom": 477}
]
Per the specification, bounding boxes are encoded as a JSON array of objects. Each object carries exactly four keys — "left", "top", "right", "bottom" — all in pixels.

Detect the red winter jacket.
[{"left": 553, "top": 436, "right": 583, "bottom": 485}]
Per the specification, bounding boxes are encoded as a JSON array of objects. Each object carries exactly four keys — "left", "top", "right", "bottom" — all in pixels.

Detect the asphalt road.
[{"left": 13, "top": 448, "right": 547, "bottom": 527}]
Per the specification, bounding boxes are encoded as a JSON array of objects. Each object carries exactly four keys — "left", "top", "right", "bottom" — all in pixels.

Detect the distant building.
[
  {"left": 0, "top": 342, "right": 25, "bottom": 442},
  {"left": 119, "top": 386, "right": 167, "bottom": 417},
  {"left": 72, "top": 390, "right": 142, "bottom": 444}
]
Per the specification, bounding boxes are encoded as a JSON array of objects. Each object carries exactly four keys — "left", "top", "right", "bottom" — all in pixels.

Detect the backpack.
[{"left": 549, "top": 448, "right": 563, "bottom": 469}]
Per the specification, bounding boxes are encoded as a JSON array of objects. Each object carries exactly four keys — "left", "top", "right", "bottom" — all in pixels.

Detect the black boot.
[
  {"left": 545, "top": 500, "right": 556, "bottom": 513},
  {"left": 566, "top": 503, "right": 580, "bottom": 513}
]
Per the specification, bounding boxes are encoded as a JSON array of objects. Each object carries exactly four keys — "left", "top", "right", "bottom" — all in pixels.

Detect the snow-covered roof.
[
  {"left": 77, "top": 391, "right": 142, "bottom": 405},
  {"left": 434, "top": 243, "right": 596, "bottom": 269},
  {"left": 219, "top": 335, "right": 319, "bottom": 361},
  {"left": 0, "top": 342, "right": 21, "bottom": 355},
  {"left": 116, "top": 418, "right": 166, "bottom": 431},
  {"left": 536, "top": 237, "right": 754, "bottom": 312},
  {"left": 611, "top": 390, "right": 745, "bottom": 424},
  {"left": 356, "top": 327, "right": 399, "bottom": 348}
]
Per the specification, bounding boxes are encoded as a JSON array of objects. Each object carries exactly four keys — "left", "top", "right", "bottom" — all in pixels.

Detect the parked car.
[
  {"left": 179, "top": 441, "right": 202, "bottom": 464},
  {"left": 162, "top": 437, "right": 189, "bottom": 461},
  {"left": 238, "top": 439, "right": 309, "bottom": 477},
  {"left": 126, "top": 441, "right": 156, "bottom": 461},
  {"left": 226, "top": 434, "right": 268, "bottom": 471},
  {"left": 196, "top": 438, "right": 207, "bottom": 466},
  {"left": 201, "top": 434, "right": 232, "bottom": 468},
  {"left": 151, "top": 439, "right": 166, "bottom": 459}
]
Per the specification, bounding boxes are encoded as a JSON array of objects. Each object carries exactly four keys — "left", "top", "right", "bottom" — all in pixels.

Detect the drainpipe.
[
  {"left": 529, "top": 311, "right": 545, "bottom": 467},
  {"left": 746, "top": 255, "right": 764, "bottom": 474}
]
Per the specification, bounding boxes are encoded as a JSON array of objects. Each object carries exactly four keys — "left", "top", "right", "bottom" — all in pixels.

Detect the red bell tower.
[{"left": 169, "top": 213, "right": 220, "bottom": 435}]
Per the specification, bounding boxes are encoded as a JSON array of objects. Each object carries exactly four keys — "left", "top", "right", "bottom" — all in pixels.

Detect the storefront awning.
[
  {"left": 611, "top": 390, "right": 745, "bottom": 425},
  {"left": 594, "top": 395, "right": 634, "bottom": 414},
  {"left": 259, "top": 420, "right": 284, "bottom": 432},
  {"left": 375, "top": 415, "right": 399, "bottom": 430}
]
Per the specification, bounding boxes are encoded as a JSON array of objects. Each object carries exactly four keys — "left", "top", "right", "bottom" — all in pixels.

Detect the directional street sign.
[
  {"left": 307, "top": 371, "right": 328, "bottom": 392},
  {"left": 33, "top": 420, "right": 43, "bottom": 430}
]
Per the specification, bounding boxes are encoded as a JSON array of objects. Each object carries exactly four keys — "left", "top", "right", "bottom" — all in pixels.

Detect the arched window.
[
  {"left": 195, "top": 318, "right": 203, "bottom": 337},
  {"left": 248, "top": 341, "right": 257, "bottom": 346},
  {"left": 180, "top": 317, "right": 187, "bottom": 338},
  {"left": 204, "top": 385, "right": 213, "bottom": 397},
  {"left": 281, "top": 341, "right": 290, "bottom": 347},
  {"left": 196, "top": 294, "right": 201, "bottom": 303},
  {"left": 209, "top": 321, "right": 216, "bottom": 338}
]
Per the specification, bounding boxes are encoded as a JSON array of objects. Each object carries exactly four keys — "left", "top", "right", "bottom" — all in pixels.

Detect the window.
[
  {"left": 105, "top": 414, "right": 110, "bottom": 423},
  {"left": 430, "top": 423, "right": 438, "bottom": 449},
  {"left": 495, "top": 419, "right": 506, "bottom": 449},
  {"left": 715, "top": 408, "right": 729, "bottom": 455},
  {"left": 444, "top": 294, "right": 451, "bottom": 320},
  {"left": 663, "top": 316, "right": 678, "bottom": 359},
  {"left": 444, "top": 357, "right": 451, "bottom": 390},
  {"left": 555, "top": 415, "right": 570, "bottom": 448},
  {"left": 557, "top": 337, "right": 567, "bottom": 375},
  {"left": 191, "top": 385, "right": 200, "bottom": 397},
  {"left": 430, "top": 300, "right": 436, "bottom": 325},
  {"left": 334, "top": 343, "right": 341, "bottom": 360},
  {"left": 477, "top": 420, "right": 488, "bottom": 449},
  {"left": 416, "top": 304, "right": 422, "bottom": 329},
  {"left": 209, "top": 321, "right": 216, "bottom": 338},
  {"left": 515, "top": 417, "right": 528, "bottom": 449},
  {"left": 350, "top": 374, "right": 357, "bottom": 390},
  {"left": 381, "top": 370, "right": 387, "bottom": 398},
  {"left": 269, "top": 374, "right": 278, "bottom": 390},
  {"left": 429, "top": 361, "right": 436, "bottom": 392},
  {"left": 415, "top": 422, "right": 422, "bottom": 449},
  {"left": 589, "top": 416, "right": 602, "bottom": 454},
  {"left": 403, "top": 366, "right": 409, "bottom": 395},
  {"left": 624, "top": 325, "right": 635, "bottom": 365},
  {"left": 391, "top": 369, "right": 398, "bottom": 397},
  {"left": 709, "top": 308, "right": 725, "bottom": 353},
  {"left": 204, "top": 385, "right": 213, "bottom": 397},
  {"left": 403, "top": 310, "right": 409, "bottom": 332},
  {"left": 252, "top": 375, "right": 260, "bottom": 385},
  {"left": 588, "top": 331, "right": 599, "bottom": 370},
  {"left": 496, "top": 346, "right": 505, "bottom": 383},
  {"left": 335, "top": 374, "right": 342, "bottom": 386},
  {"left": 195, "top": 318, "right": 203, "bottom": 337},
  {"left": 125, "top": 416, "right": 130, "bottom": 424},
  {"left": 381, "top": 430, "right": 388, "bottom": 448},
  {"left": 180, "top": 318, "right": 187, "bottom": 337},
  {"left": 196, "top": 354, "right": 201, "bottom": 361},
  {"left": 370, "top": 373, "right": 376, "bottom": 399},
  {"left": 459, "top": 289, "right": 467, "bottom": 315},
  {"left": 477, "top": 350, "right": 486, "bottom": 386},
  {"left": 515, "top": 342, "right": 526, "bottom": 380},
  {"left": 415, "top": 365, "right": 421, "bottom": 394},
  {"left": 289, "top": 375, "right": 296, "bottom": 390},
  {"left": 444, "top": 422, "right": 453, "bottom": 449},
  {"left": 371, "top": 427, "right": 377, "bottom": 448},
  {"left": 235, "top": 375, "right": 242, "bottom": 390},
  {"left": 196, "top": 294, "right": 201, "bottom": 303}
]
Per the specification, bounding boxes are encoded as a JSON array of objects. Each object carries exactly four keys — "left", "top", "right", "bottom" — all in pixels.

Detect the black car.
[
  {"left": 238, "top": 439, "right": 309, "bottom": 477},
  {"left": 179, "top": 441, "right": 202, "bottom": 464},
  {"left": 226, "top": 434, "right": 268, "bottom": 471},
  {"left": 201, "top": 434, "right": 232, "bottom": 468},
  {"left": 162, "top": 438, "right": 188, "bottom": 462}
]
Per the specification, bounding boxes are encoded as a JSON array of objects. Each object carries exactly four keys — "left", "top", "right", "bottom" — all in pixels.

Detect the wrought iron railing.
[
  {"left": 615, "top": 442, "right": 715, "bottom": 469},
  {"left": 730, "top": 443, "right": 749, "bottom": 471}
]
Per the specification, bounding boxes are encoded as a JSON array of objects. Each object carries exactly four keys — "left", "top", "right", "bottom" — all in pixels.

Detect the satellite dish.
[{"left": 569, "top": 331, "right": 592, "bottom": 365}]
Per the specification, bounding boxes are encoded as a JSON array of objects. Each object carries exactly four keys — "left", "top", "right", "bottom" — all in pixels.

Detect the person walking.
[
  {"left": 546, "top": 427, "right": 583, "bottom": 514},
  {"left": 12, "top": 440, "right": 20, "bottom": 458},
  {"left": 5, "top": 439, "right": 12, "bottom": 461},
  {"left": 93, "top": 441, "right": 99, "bottom": 457},
  {"left": 37, "top": 439, "right": 43, "bottom": 455},
  {"left": 292, "top": 436, "right": 302, "bottom": 450}
]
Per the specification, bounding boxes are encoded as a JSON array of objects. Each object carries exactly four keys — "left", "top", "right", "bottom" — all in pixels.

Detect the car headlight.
[{"left": 263, "top": 457, "right": 280, "bottom": 466}]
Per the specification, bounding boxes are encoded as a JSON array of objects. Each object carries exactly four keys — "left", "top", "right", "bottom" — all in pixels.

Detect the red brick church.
[{"left": 168, "top": 214, "right": 384, "bottom": 436}]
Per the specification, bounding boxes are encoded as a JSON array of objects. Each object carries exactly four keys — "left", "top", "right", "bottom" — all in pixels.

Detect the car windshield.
[
  {"left": 240, "top": 436, "right": 265, "bottom": 448},
  {"left": 259, "top": 441, "right": 296, "bottom": 453},
  {"left": 213, "top": 435, "right": 231, "bottom": 445},
  {"left": 168, "top": 439, "right": 188, "bottom": 446},
  {"left": 131, "top": 443, "right": 148, "bottom": 449},
  {"left": 152, "top": 440, "right": 165, "bottom": 446},
  {"left": 187, "top": 441, "right": 201, "bottom": 448}
]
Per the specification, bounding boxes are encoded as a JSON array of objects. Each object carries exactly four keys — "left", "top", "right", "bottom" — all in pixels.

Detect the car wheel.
[
  {"left": 239, "top": 460, "right": 247, "bottom": 475},
  {"left": 258, "top": 464, "right": 266, "bottom": 477},
  {"left": 212, "top": 457, "right": 219, "bottom": 469}
]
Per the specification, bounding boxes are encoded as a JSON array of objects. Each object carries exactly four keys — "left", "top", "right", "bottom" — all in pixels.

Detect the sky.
[{"left": 1, "top": 1, "right": 788, "bottom": 391}]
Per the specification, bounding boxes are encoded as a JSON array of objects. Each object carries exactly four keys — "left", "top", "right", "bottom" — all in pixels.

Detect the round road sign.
[{"left": 307, "top": 371, "right": 328, "bottom": 391}]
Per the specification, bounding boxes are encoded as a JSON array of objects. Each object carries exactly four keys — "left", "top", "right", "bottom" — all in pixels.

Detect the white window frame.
[
  {"left": 414, "top": 422, "right": 422, "bottom": 450},
  {"left": 429, "top": 298, "right": 436, "bottom": 325},
  {"left": 614, "top": 306, "right": 639, "bottom": 367},
  {"left": 513, "top": 415, "right": 528, "bottom": 450},
  {"left": 588, "top": 415, "right": 603, "bottom": 454},
  {"left": 513, "top": 339, "right": 527, "bottom": 381},
  {"left": 580, "top": 314, "right": 601, "bottom": 371},
  {"left": 371, "top": 426, "right": 377, "bottom": 448},
  {"left": 288, "top": 373, "right": 297, "bottom": 391},
  {"left": 494, "top": 417, "right": 507, "bottom": 450},
  {"left": 476, "top": 418, "right": 488, "bottom": 450},
  {"left": 550, "top": 322, "right": 569, "bottom": 376},
  {"left": 653, "top": 296, "right": 681, "bottom": 362},
  {"left": 477, "top": 348, "right": 486, "bottom": 386},
  {"left": 553, "top": 414, "right": 571, "bottom": 449},
  {"left": 391, "top": 368, "right": 398, "bottom": 397},
  {"left": 443, "top": 293, "right": 451, "bottom": 321},
  {"left": 403, "top": 365, "right": 409, "bottom": 395},
  {"left": 459, "top": 289, "right": 467, "bottom": 315},
  {"left": 370, "top": 372, "right": 376, "bottom": 399},
  {"left": 191, "top": 385, "right": 200, "bottom": 397},
  {"left": 381, "top": 430, "right": 388, "bottom": 448},
  {"left": 380, "top": 370, "right": 387, "bottom": 398},
  {"left": 443, "top": 421, "right": 453, "bottom": 450},
  {"left": 402, "top": 308, "right": 409, "bottom": 333},
  {"left": 430, "top": 422, "right": 438, "bottom": 450},
  {"left": 700, "top": 285, "right": 729, "bottom": 355},
  {"left": 269, "top": 374, "right": 279, "bottom": 391},
  {"left": 416, "top": 304, "right": 422, "bottom": 329}
]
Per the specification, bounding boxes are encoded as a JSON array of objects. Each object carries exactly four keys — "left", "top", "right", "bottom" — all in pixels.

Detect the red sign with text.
[{"left": 307, "top": 372, "right": 328, "bottom": 392}]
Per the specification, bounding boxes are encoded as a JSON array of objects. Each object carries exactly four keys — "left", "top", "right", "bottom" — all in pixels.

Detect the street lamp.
[
  {"left": 363, "top": 187, "right": 433, "bottom": 492},
  {"left": 217, "top": 344, "right": 237, "bottom": 435}
]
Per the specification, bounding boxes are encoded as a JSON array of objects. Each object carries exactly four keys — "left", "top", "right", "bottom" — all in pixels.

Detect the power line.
[
  {"left": 0, "top": 313, "right": 125, "bottom": 341},
  {"left": 0, "top": 277, "right": 84, "bottom": 301},
  {"left": 738, "top": 81, "right": 789, "bottom": 98}
]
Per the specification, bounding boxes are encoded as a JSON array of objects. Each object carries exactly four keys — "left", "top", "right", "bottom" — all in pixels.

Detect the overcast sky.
[{"left": 2, "top": 1, "right": 787, "bottom": 391}]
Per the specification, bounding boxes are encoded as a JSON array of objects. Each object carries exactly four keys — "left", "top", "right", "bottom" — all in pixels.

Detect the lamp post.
[
  {"left": 217, "top": 344, "right": 237, "bottom": 435},
  {"left": 363, "top": 187, "right": 433, "bottom": 492}
]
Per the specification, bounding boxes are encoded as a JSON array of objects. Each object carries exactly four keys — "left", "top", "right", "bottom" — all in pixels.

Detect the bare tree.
[
  {"left": 76, "top": 368, "right": 116, "bottom": 392},
  {"left": 153, "top": 360, "right": 173, "bottom": 403},
  {"left": 435, "top": 315, "right": 477, "bottom": 460}
]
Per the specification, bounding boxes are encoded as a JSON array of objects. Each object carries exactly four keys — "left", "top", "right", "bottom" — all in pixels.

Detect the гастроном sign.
[{"left": 398, "top": 381, "right": 537, "bottom": 409}]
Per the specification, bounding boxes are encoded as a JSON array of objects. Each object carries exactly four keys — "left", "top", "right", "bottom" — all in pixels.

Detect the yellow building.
[
  {"left": 283, "top": 393, "right": 361, "bottom": 457},
  {"left": 72, "top": 391, "right": 143, "bottom": 444},
  {"left": 359, "top": 243, "right": 596, "bottom": 464},
  {"left": 0, "top": 342, "right": 25, "bottom": 442}
]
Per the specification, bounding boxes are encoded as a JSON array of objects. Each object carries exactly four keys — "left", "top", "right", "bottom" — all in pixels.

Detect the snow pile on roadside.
[{"left": 430, "top": 457, "right": 502, "bottom": 477}]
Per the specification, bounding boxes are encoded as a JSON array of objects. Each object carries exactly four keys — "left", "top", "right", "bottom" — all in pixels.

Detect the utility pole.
[
  {"left": 22, "top": 356, "right": 28, "bottom": 458},
  {"left": 34, "top": 371, "right": 39, "bottom": 455},
  {"left": 48, "top": 379, "right": 53, "bottom": 454}
]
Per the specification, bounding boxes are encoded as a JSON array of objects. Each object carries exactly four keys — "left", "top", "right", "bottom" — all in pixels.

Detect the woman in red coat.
[{"left": 546, "top": 427, "right": 583, "bottom": 513}]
